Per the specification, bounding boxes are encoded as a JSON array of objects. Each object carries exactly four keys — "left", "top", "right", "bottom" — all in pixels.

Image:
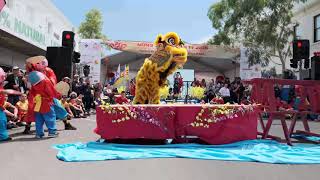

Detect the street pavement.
[{"left": 1, "top": 115, "right": 320, "bottom": 180}]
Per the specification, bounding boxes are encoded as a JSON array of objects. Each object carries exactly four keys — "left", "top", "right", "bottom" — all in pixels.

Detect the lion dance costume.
[{"left": 133, "top": 32, "right": 188, "bottom": 104}]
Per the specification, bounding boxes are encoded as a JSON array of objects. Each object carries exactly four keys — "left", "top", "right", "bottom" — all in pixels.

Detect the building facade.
[
  {"left": 0, "top": 0, "right": 74, "bottom": 70},
  {"left": 267, "top": 0, "right": 320, "bottom": 78}
]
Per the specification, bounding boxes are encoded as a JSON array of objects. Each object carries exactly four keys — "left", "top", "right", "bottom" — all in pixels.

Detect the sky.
[{"left": 51, "top": 0, "right": 218, "bottom": 44}]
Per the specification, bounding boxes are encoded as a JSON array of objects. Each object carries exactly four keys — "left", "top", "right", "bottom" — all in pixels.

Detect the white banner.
[
  {"left": 79, "top": 39, "right": 102, "bottom": 83},
  {"left": 240, "top": 47, "right": 261, "bottom": 80}
]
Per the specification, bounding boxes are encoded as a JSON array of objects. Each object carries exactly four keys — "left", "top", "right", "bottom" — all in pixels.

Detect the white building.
[
  {"left": 267, "top": 0, "right": 320, "bottom": 78},
  {"left": 0, "top": 0, "right": 74, "bottom": 71}
]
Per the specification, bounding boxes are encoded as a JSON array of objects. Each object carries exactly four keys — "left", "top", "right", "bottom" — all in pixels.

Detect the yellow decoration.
[
  {"left": 34, "top": 94, "right": 42, "bottom": 112},
  {"left": 190, "top": 87, "right": 205, "bottom": 100},
  {"left": 133, "top": 32, "right": 188, "bottom": 104},
  {"left": 117, "top": 86, "right": 126, "bottom": 94},
  {"left": 159, "top": 86, "right": 169, "bottom": 99}
]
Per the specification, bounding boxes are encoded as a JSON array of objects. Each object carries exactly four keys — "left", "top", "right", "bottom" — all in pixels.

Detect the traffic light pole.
[{"left": 299, "top": 59, "right": 302, "bottom": 80}]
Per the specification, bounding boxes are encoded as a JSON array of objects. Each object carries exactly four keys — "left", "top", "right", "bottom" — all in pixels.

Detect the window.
[
  {"left": 314, "top": 14, "right": 320, "bottom": 42},
  {"left": 27, "top": 6, "right": 34, "bottom": 22},
  {"left": 48, "top": 22, "right": 52, "bottom": 34},
  {"left": 294, "top": 24, "right": 302, "bottom": 40}
]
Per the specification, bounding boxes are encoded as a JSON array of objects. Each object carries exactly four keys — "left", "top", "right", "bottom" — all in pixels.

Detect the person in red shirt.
[
  {"left": 115, "top": 91, "right": 130, "bottom": 104},
  {"left": 129, "top": 80, "right": 136, "bottom": 96}
]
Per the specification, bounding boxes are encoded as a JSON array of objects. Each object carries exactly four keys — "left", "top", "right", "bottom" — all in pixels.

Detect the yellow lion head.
[{"left": 153, "top": 32, "right": 188, "bottom": 66}]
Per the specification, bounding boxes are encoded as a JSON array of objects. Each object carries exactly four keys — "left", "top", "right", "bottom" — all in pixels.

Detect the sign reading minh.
[{"left": 0, "top": 8, "right": 60, "bottom": 49}]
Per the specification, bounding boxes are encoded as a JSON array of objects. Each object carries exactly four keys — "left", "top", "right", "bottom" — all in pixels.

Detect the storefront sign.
[{"left": 0, "top": 8, "right": 60, "bottom": 49}]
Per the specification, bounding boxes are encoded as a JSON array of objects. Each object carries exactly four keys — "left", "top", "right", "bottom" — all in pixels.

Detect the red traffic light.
[
  {"left": 66, "top": 34, "right": 71, "bottom": 40},
  {"left": 297, "top": 41, "right": 302, "bottom": 48}
]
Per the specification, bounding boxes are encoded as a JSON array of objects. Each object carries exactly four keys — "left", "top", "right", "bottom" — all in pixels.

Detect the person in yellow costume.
[{"left": 133, "top": 32, "right": 188, "bottom": 104}]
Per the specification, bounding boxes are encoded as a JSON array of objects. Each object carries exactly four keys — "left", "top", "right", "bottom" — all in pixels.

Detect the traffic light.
[
  {"left": 62, "top": 31, "right": 75, "bottom": 49},
  {"left": 73, "top": 51, "right": 80, "bottom": 63},
  {"left": 304, "top": 58, "right": 310, "bottom": 69},
  {"left": 290, "top": 59, "right": 298, "bottom": 68},
  {"left": 293, "top": 40, "right": 310, "bottom": 60}
]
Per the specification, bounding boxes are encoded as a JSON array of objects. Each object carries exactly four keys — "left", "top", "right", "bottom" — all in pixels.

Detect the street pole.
[{"left": 299, "top": 59, "right": 302, "bottom": 80}]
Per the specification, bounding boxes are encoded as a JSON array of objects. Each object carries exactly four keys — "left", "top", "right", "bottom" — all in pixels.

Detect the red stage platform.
[{"left": 95, "top": 104, "right": 259, "bottom": 145}]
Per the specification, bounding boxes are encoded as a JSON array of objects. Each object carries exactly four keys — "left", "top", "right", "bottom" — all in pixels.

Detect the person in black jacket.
[{"left": 4, "top": 66, "right": 26, "bottom": 105}]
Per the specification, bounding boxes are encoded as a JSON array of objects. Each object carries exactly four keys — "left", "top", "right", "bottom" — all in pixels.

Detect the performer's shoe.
[
  {"left": 65, "top": 123, "right": 77, "bottom": 130},
  {"left": 23, "top": 125, "right": 32, "bottom": 134},
  {"left": 48, "top": 132, "right": 59, "bottom": 138},
  {"left": 16, "top": 122, "right": 26, "bottom": 127},
  {"left": 0, "top": 137, "right": 12, "bottom": 142},
  {"left": 35, "top": 135, "right": 44, "bottom": 139}
]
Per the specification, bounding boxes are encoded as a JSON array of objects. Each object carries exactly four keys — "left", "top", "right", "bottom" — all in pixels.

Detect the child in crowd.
[
  {"left": 16, "top": 94, "right": 28, "bottom": 122},
  {"left": 3, "top": 94, "right": 19, "bottom": 129},
  {"left": 60, "top": 95, "right": 74, "bottom": 119},
  {"left": 16, "top": 94, "right": 32, "bottom": 134},
  {"left": 69, "top": 92, "right": 86, "bottom": 118},
  {"left": 115, "top": 91, "right": 130, "bottom": 104}
]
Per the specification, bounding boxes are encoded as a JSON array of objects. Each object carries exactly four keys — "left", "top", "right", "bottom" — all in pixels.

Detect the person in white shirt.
[{"left": 219, "top": 83, "right": 230, "bottom": 103}]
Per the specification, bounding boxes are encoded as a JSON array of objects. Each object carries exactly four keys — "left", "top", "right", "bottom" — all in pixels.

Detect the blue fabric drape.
[{"left": 53, "top": 140, "right": 320, "bottom": 164}]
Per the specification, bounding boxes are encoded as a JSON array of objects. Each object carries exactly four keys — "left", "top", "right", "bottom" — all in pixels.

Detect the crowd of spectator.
[
  {"left": 190, "top": 77, "right": 249, "bottom": 104},
  {"left": 3, "top": 66, "right": 102, "bottom": 132}
]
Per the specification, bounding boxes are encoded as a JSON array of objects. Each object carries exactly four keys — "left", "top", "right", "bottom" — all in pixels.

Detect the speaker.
[
  {"left": 46, "top": 47, "right": 73, "bottom": 82},
  {"left": 311, "top": 56, "right": 320, "bottom": 80}
]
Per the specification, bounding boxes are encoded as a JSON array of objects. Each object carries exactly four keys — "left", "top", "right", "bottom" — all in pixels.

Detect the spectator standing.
[
  {"left": 93, "top": 83, "right": 102, "bottom": 101},
  {"left": 173, "top": 72, "right": 183, "bottom": 96},
  {"left": 72, "top": 74, "right": 82, "bottom": 95},
  {"left": 4, "top": 66, "right": 26, "bottom": 105},
  {"left": 82, "top": 78, "right": 93, "bottom": 115},
  {"left": 208, "top": 79, "right": 215, "bottom": 91}
]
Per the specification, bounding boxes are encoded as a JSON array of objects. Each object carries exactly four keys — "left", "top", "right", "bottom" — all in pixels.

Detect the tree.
[
  {"left": 78, "top": 9, "right": 107, "bottom": 39},
  {"left": 207, "top": 0, "right": 307, "bottom": 75}
]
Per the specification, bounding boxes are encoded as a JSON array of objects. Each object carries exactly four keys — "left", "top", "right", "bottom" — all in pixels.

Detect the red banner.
[{"left": 104, "top": 40, "right": 239, "bottom": 59}]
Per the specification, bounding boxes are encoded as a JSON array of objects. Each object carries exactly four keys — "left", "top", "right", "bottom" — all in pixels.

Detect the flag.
[
  {"left": 114, "top": 64, "right": 121, "bottom": 81},
  {"left": 125, "top": 64, "right": 129, "bottom": 79},
  {"left": 0, "top": 0, "right": 6, "bottom": 12}
]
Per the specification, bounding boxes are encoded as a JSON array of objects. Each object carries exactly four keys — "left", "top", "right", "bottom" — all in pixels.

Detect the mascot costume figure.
[
  {"left": 28, "top": 71, "right": 59, "bottom": 138},
  {"left": 133, "top": 32, "right": 188, "bottom": 104},
  {"left": 25, "top": 56, "right": 76, "bottom": 133},
  {"left": 0, "top": 68, "right": 22, "bottom": 141}
]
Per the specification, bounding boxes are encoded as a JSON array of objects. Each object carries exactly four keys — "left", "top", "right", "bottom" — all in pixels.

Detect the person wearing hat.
[{"left": 4, "top": 66, "right": 27, "bottom": 105}]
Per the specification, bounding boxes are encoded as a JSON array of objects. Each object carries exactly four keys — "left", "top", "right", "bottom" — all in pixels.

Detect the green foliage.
[
  {"left": 78, "top": 9, "right": 106, "bottom": 39},
  {"left": 207, "top": 0, "right": 308, "bottom": 73}
]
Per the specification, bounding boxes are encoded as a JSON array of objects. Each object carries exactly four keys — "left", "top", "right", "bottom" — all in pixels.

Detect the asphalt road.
[{"left": 1, "top": 116, "right": 320, "bottom": 180}]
